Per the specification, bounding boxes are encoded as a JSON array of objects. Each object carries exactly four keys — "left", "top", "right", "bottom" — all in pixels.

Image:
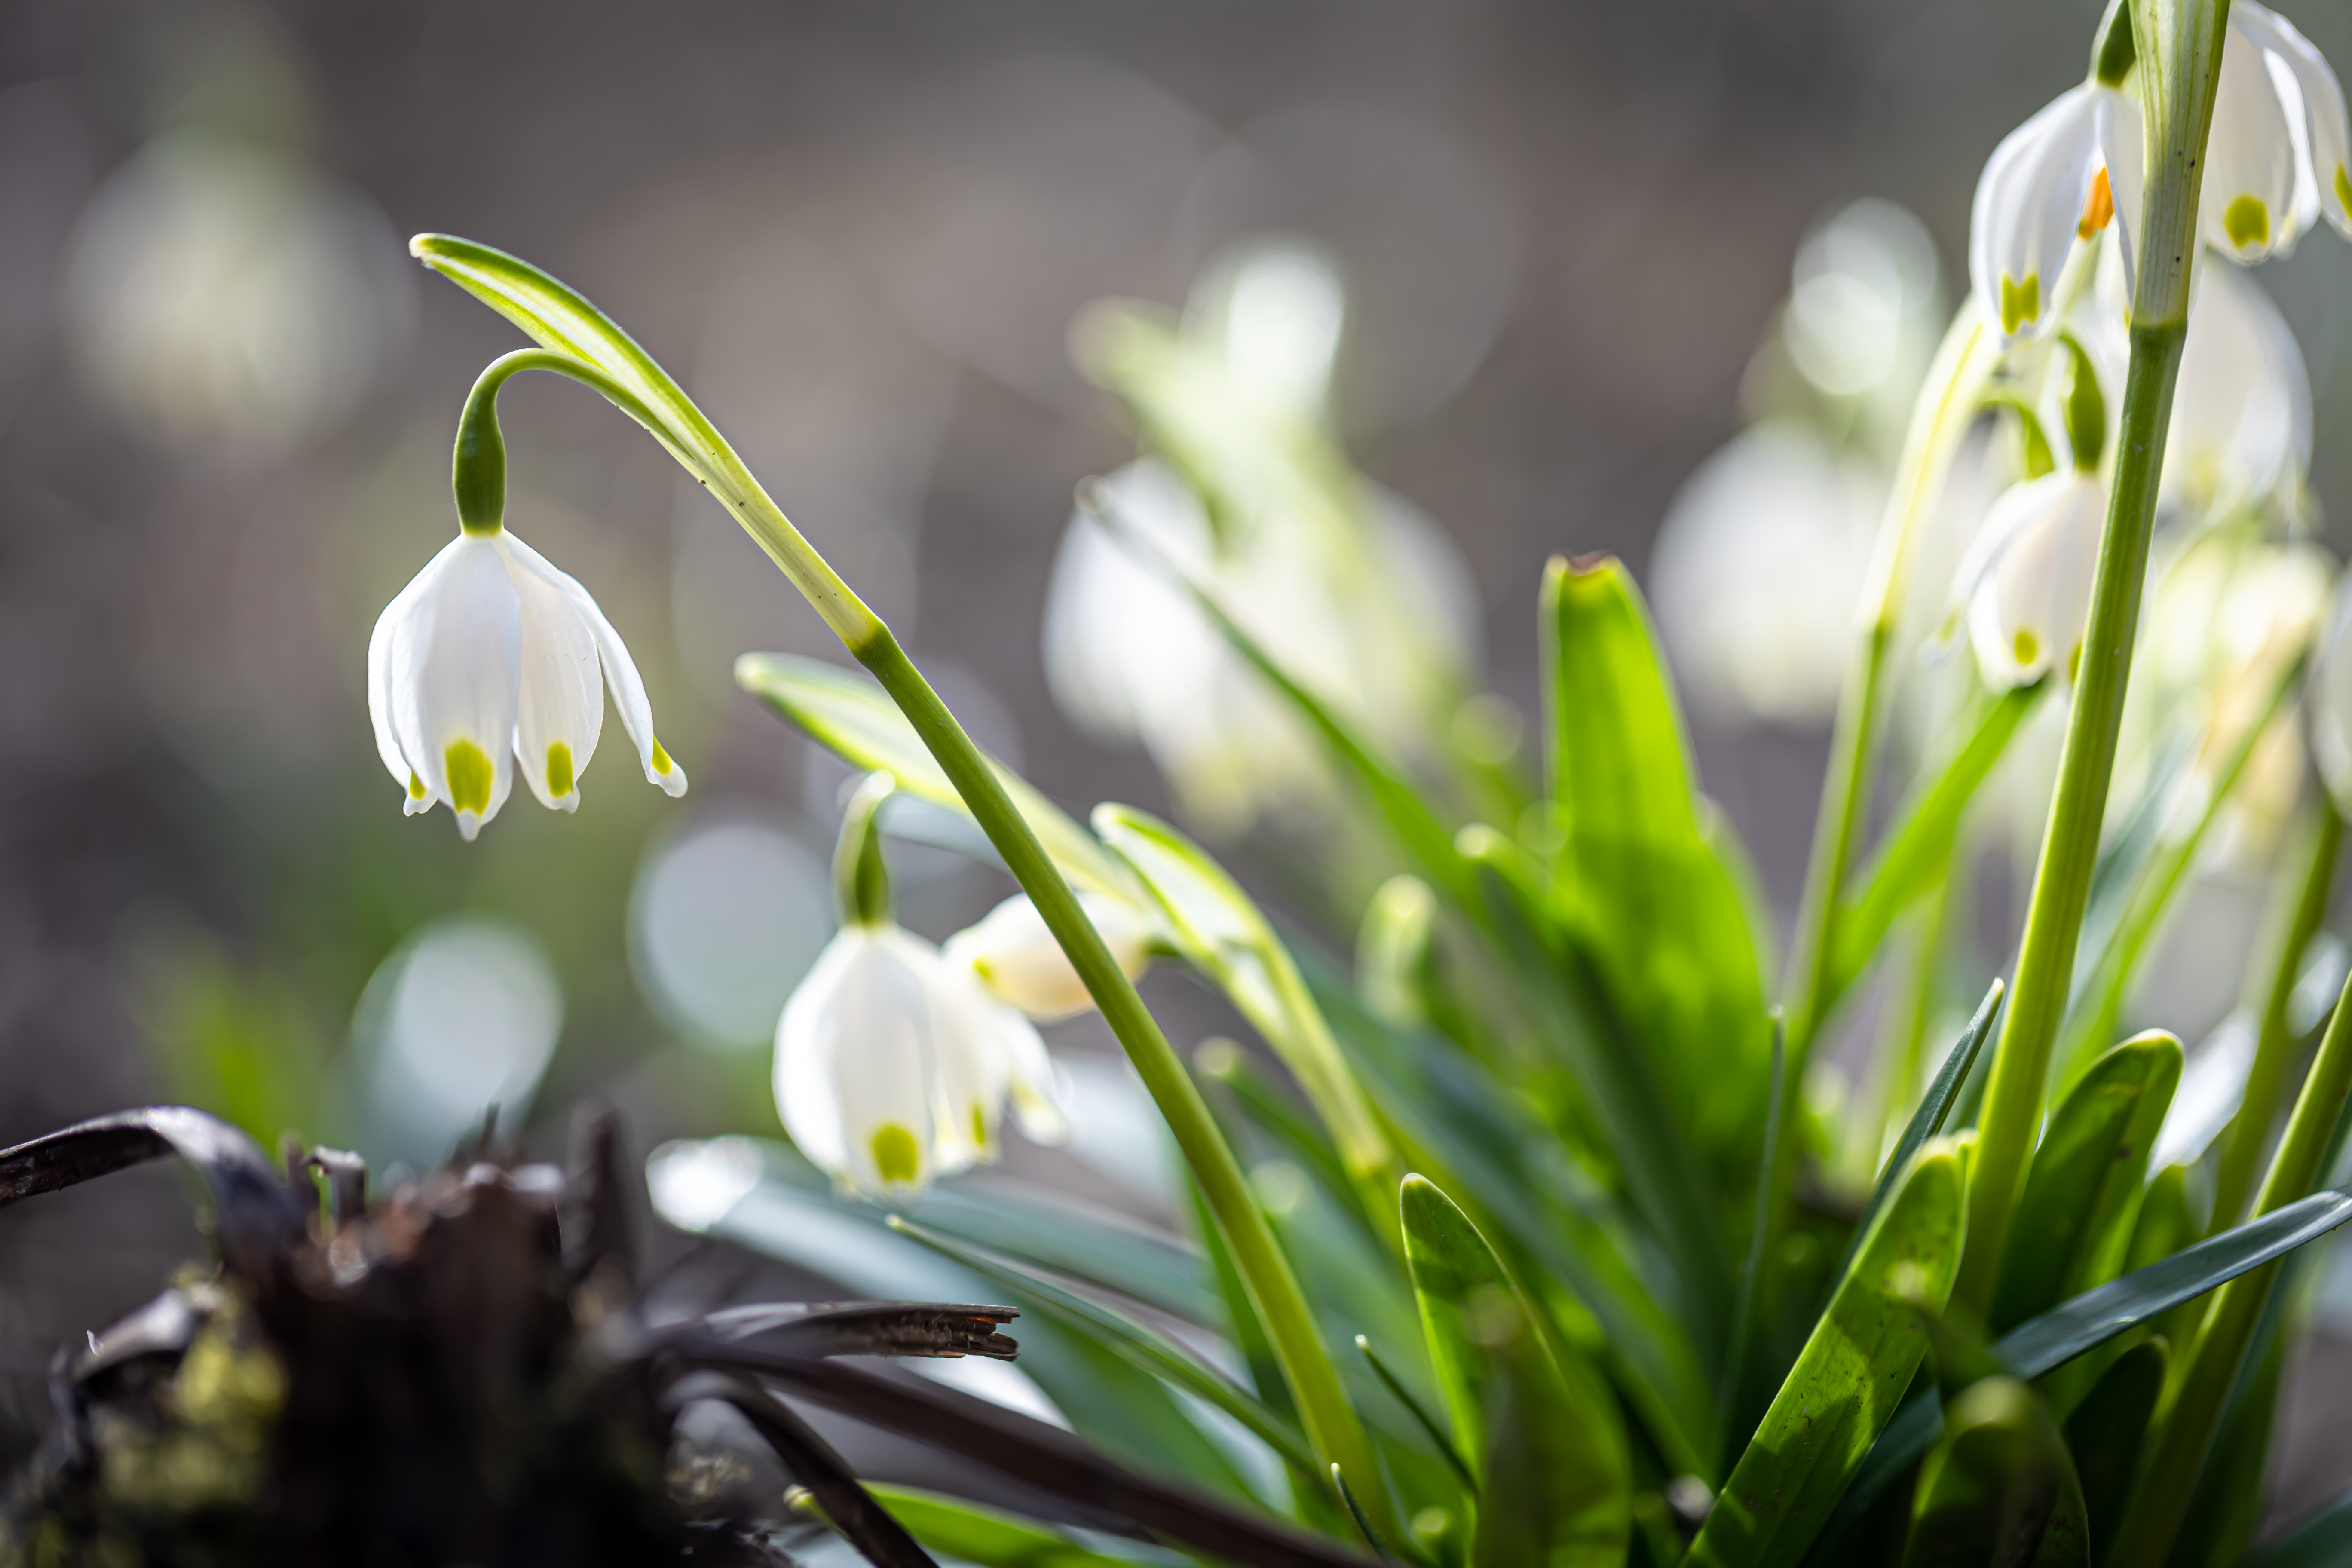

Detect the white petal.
[
  {"left": 497, "top": 530, "right": 686, "bottom": 799},
  {"left": 773, "top": 928, "right": 943, "bottom": 1200},
  {"left": 2205, "top": 17, "right": 2307, "bottom": 261},
  {"left": 1967, "top": 474, "right": 2106, "bottom": 688},
  {"left": 2096, "top": 88, "right": 2146, "bottom": 288},
  {"left": 2164, "top": 260, "right": 2311, "bottom": 517},
  {"left": 2235, "top": 0, "right": 2352, "bottom": 239},
  {"left": 902, "top": 929, "right": 1008, "bottom": 1175},
  {"left": 992, "top": 1007, "right": 1070, "bottom": 1146},
  {"left": 942, "top": 891, "right": 1155, "bottom": 1023},
  {"left": 2312, "top": 580, "right": 2352, "bottom": 812},
  {"left": 1969, "top": 86, "right": 2108, "bottom": 340},
  {"left": 386, "top": 534, "right": 520, "bottom": 839},
  {"left": 493, "top": 533, "right": 603, "bottom": 811},
  {"left": 368, "top": 546, "right": 448, "bottom": 812}
]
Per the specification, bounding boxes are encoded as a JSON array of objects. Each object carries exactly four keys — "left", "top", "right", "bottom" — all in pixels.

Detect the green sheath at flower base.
[
  {"left": 411, "top": 234, "right": 1396, "bottom": 1539},
  {"left": 834, "top": 772, "right": 895, "bottom": 928}
]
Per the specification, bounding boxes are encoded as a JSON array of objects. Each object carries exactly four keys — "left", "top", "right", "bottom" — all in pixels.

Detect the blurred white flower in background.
[
  {"left": 1650, "top": 424, "right": 1883, "bottom": 726},
  {"left": 356, "top": 915, "right": 564, "bottom": 1168},
  {"left": 1049, "top": 240, "right": 1481, "bottom": 832},
  {"left": 1652, "top": 200, "right": 1945, "bottom": 729},
  {"left": 944, "top": 891, "right": 1154, "bottom": 1023},
  {"left": 628, "top": 810, "right": 834, "bottom": 1050},
  {"left": 2305, "top": 574, "right": 2352, "bottom": 816},
  {"left": 62, "top": 131, "right": 407, "bottom": 458}
]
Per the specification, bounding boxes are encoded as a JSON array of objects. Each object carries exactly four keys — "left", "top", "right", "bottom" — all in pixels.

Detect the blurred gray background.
[{"left": 3, "top": 0, "right": 2351, "bottom": 1528}]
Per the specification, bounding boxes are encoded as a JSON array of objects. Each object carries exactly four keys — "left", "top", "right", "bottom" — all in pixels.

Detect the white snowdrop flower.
[
  {"left": 1969, "top": 82, "right": 2142, "bottom": 340},
  {"left": 772, "top": 775, "right": 1070, "bottom": 1201},
  {"left": 1961, "top": 471, "right": 2110, "bottom": 689},
  {"left": 2203, "top": 1, "right": 2352, "bottom": 262},
  {"left": 368, "top": 524, "right": 686, "bottom": 841},
  {"left": 943, "top": 892, "right": 1155, "bottom": 1024},
  {"left": 2165, "top": 261, "right": 2312, "bottom": 519}
]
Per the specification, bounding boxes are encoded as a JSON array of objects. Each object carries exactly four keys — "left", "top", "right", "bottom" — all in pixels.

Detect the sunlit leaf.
[
  {"left": 1900, "top": 1376, "right": 2086, "bottom": 1568},
  {"left": 871, "top": 1484, "right": 1191, "bottom": 1567}
]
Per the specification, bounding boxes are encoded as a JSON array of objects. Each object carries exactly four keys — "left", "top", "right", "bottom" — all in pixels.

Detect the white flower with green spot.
[
  {"left": 2202, "top": 1, "right": 2351, "bottom": 263},
  {"left": 944, "top": 891, "right": 1154, "bottom": 1024},
  {"left": 1969, "top": 80, "right": 2141, "bottom": 341},
  {"left": 773, "top": 775, "right": 1070, "bottom": 1202},
  {"left": 368, "top": 520, "right": 686, "bottom": 840}
]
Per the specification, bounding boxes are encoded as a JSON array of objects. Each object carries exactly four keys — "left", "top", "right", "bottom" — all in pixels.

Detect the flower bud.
[{"left": 943, "top": 893, "right": 1154, "bottom": 1023}]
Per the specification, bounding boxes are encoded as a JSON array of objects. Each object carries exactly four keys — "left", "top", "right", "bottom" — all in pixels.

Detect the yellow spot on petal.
[
  {"left": 445, "top": 739, "right": 493, "bottom": 816},
  {"left": 2077, "top": 166, "right": 2115, "bottom": 239},
  {"left": 971, "top": 1105, "right": 988, "bottom": 1149},
  {"left": 2012, "top": 630, "right": 2040, "bottom": 667},
  {"left": 2000, "top": 273, "right": 2040, "bottom": 335},
  {"left": 2337, "top": 164, "right": 2351, "bottom": 215},
  {"left": 651, "top": 739, "right": 674, "bottom": 775},
  {"left": 546, "top": 741, "right": 575, "bottom": 798},
  {"left": 407, "top": 770, "right": 426, "bottom": 801},
  {"left": 871, "top": 1124, "right": 920, "bottom": 1186},
  {"left": 2224, "top": 194, "right": 2270, "bottom": 251}
]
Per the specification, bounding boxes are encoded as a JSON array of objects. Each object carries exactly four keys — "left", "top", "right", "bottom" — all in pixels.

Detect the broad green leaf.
[
  {"left": 889, "top": 1216, "right": 1315, "bottom": 1480},
  {"left": 1689, "top": 1141, "right": 1964, "bottom": 1568},
  {"left": 1830, "top": 683, "right": 2045, "bottom": 1003},
  {"left": 1540, "top": 554, "right": 1771, "bottom": 1152},
  {"left": 1989, "top": 1032, "right": 2181, "bottom": 1332},
  {"left": 1302, "top": 949, "right": 1715, "bottom": 1478},
  {"left": 1400, "top": 1175, "right": 1631, "bottom": 1568},
  {"left": 2059, "top": 1335, "right": 2164, "bottom": 1554},
  {"left": 1094, "top": 803, "right": 1392, "bottom": 1190},
  {"left": 870, "top": 1484, "right": 1188, "bottom": 1567},
  {"left": 1900, "top": 1376, "right": 2087, "bottom": 1568},
  {"left": 1805, "top": 1179, "right": 2352, "bottom": 1558},
  {"left": 1831, "top": 980, "right": 2004, "bottom": 1290},
  {"left": 735, "top": 654, "right": 1132, "bottom": 898}
]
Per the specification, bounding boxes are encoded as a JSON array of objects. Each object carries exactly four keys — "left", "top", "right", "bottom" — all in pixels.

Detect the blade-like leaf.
[
  {"left": 1718, "top": 1023, "right": 1789, "bottom": 1473},
  {"left": 1400, "top": 1174, "right": 1631, "bottom": 1568},
  {"left": 698, "top": 1300, "right": 1020, "bottom": 1361},
  {"left": 2248, "top": 1482, "right": 2352, "bottom": 1568},
  {"left": 704, "top": 1373, "right": 940, "bottom": 1568},
  {"left": 1540, "top": 554, "right": 1772, "bottom": 1154},
  {"left": 889, "top": 1216, "right": 1316, "bottom": 1479},
  {"left": 1831, "top": 684, "right": 2045, "bottom": 1003},
  {"left": 1832, "top": 981, "right": 2005, "bottom": 1289},
  {"left": 1689, "top": 1140, "right": 1965, "bottom": 1568},
  {"left": 734, "top": 654, "right": 1132, "bottom": 898},
  {"left": 870, "top": 1484, "right": 1192, "bottom": 1567},
  {"left": 1988, "top": 1031, "right": 2180, "bottom": 1332},
  {"left": 2063, "top": 1334, "right": 2165, "bottom": 1553},
  {"left": 1899, "top": 1376, "right": 2087, "bottom": 1568}
]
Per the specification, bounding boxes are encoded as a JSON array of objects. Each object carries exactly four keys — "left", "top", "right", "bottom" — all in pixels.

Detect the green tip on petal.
[
  {"left": 407, "top": 770, "right": 427, "bottom": 801},
  {"left": 2000, "top": 273, "right": 2040, "bottom": 335},
  {"left": 445, "top": 738, "right": 494, "bottom": 817},
  {"left": 2224, "top": 194, "right": 2270, "bottom": 251},
  {"left": 2012, "top": 629, "right": 2040, "bottom": 668},
  {"left": 651, "top": 739, "right": 674, "bottom": 775},
  {"left": 546, "top": 741, "right": 575, "bottom": 799},
  {"left": 971, "top": 1105, "right": 988, "bottom": 1149},
  {"left": 2336, "top": 165, "right": 2351, "bottom": 215},
  {"left": 871, "top": 1124, "right": 920, "bottom": 1187}
]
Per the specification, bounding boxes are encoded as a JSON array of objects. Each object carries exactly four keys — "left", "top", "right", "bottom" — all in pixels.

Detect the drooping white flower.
[
  {"left": 368, "top": 525, "right": 686, "bottom": 839},
  {"left": 943, "top": 892, "right": 1155, "bottom": 1023},
  {"left": 1969, "top": 82, "right": 2143, "bottom": 340},
  {"left": 1960, "top": 471, "right": 2109, "bottom": 690},
  {"left": 772, "top": 773, "right": 1072, "bottom": 1201},
  {"left": 2203, "top": 0, "right": 2352, "bottom": 263}
]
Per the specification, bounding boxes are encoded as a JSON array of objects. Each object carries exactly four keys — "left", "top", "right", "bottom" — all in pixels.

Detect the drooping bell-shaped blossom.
[
  {"left": 943, "top": 892, "right": 1155, "bottom": 1024},
  {"left": 2203, "top": 1, "right": 2352, "bottom": 263},
  {"left": 772, "top": 775, "right": 1072, "bottom": 1201},
  {"left": 1960, "top": 470, "right": 2110, "bottom": 690},
  {"left": 1969, "top": 82, "right": 2142, "bottom": 340},
  {"left": 369, "top": 525, "right": 686, "bottom": 840}
]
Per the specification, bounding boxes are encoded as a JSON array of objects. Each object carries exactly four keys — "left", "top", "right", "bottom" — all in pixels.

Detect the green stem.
[
  {"left": 1784, "top": 309, "right": 1997, "bottom": 1072},
  {"left": 2107, "top": 955, "right": 2352, "bottom": 1565},
  {"left": 1955, "top": 0, "right": 2227, "bottom": 1316},
  {"left": 453, "top": 349, "right": 715, "bottom": 534},
  {"left": 2208, "top": 800, "right": 2343, "bottom": 1235},
  {"left": 853, "top": 630, "right": 1393, "bottom": 1531}
]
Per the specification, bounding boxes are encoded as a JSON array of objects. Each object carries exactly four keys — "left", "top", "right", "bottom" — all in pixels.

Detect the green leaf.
[
  {"left": 1540, "top": 554, "right": 1772, "bottom": 1153},
  {"left": 1718, "top": 1024, "right": 1788, "bottom": 1474},
  {"left": 1831, "top": 683, "right": 2044, "bottom": 1002},
  {"left": 889, "top": 1216, "right": 1316, "bottom": 1480},
  {"left": 870, "top": 1484, "right": 1189, "bottom": 1567},
  {"left": 2058, "top": 1335, "right": 2164, "bottom": 1553},
  {"left": 2247, "top": 1482, "right": 2352, "bottom": 1568},
  {"left": 1831, "top": 980, "right": 2004, "bottom": 1290},
  {"left": 735, "top": 653, "right": 1133, "bottom": 898},
  {"left": 1689, "top": 1140, "right": 1964, "bottom": 1568},
  {"left": 1093, "top": 804, "right": 1393, "bottom": 1193},
  {"left": 1988, "top": 1031, "right": 2181, "bottom": 1332},
  {"left": 1900, "top": 1376, "right": 2087, "bottom": 1568},
  {"left": 1400, "top": 1174, "right": 1631, "bottom": 1568}
]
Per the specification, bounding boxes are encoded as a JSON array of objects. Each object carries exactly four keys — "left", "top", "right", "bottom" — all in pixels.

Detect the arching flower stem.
[
  {"left": 410, "top": 238, "right": 1393, "bottom": 1538},
  {"left": 447, "top": 348, "right": 680, "bottom": 535},
  {"left": 1959, "top": 0, "right": 2233, "bottom": 1322}
]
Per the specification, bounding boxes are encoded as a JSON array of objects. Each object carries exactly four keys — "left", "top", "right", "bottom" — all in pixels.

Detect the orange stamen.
[{"left": 2078, "top": 167, "right": 2115, "bottom": 239}]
